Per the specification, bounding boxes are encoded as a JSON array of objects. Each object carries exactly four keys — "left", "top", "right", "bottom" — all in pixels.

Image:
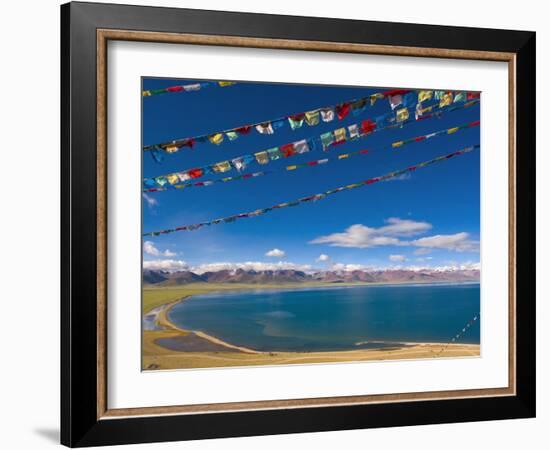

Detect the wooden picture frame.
[{"left": 61, "top": 1, "right": 535, "bottom": 446}]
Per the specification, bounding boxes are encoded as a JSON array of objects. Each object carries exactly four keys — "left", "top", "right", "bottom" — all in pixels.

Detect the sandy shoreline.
[{"left": 142, "top": 295, "right": 480, "bottom": 370}]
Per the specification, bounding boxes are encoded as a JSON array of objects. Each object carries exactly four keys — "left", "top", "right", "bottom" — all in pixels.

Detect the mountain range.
[{"left": 143, "top": 268, "right": 480, "bottom": 286}]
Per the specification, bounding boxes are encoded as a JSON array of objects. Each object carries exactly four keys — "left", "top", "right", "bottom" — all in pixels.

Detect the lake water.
[{"left": 168, "top": 283, "right": 480, "bottom": 352}]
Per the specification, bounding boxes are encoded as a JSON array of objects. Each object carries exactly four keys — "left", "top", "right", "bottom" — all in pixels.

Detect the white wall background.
[{"left": 0, "top": 0, "right": 546, "bottom": 449}]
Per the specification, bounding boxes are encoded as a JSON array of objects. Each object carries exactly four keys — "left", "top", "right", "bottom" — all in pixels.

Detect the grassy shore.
[{"left": 142, "top": 284, "right": 480, "bottom": 371}]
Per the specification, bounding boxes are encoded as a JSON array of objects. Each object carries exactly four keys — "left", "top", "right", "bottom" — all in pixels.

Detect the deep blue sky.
[{"left": 142, "top": 78, "right": 480, "bottom": 272}]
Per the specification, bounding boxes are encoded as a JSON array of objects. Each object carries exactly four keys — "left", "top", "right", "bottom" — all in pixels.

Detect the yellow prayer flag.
[
  {"left": 334, "top": 127, "right": 347, "bottom": 142},
  {"left": 218, "top": 81, "right": 236, "bottom": 87},
  {"left": 396, "top": 108, "right": 409, "bottom": 122},
  {"left": 338, "top": 154, "right": 350, "bottom": 159},
  {"left": 142, "top": 90, "right": 152, "bottom": 97},
  {"left": 165, "top": 144, "right": 179, "bottom": 153},
  {"left": 305, "top": 110, "right": 320, "bottom": 126},
  {"left": 208, "top": 133, "right": 224, "bottom": 145},
  {"left": 254, "top": 151, "right": 269, "bottom": 165},
  {"left": 286, "top": 165, "right": 297, "bottom": 171},
  {"left": 392, "top": 141, "right": 404, "bottom": 148},
  {"left": 418, "top": 90, "right": 433, "bottom": 102},
  {"left": 447, "top": 127, "right": 459, "bottom": 134},
  {"left": 166, "top": 174, "right": 180, "bottom": 185},
  {"left": 439, "top": 93, "right": 453, "bottom": 107},
  {"left": 215, "top": 161, "right": 231, "bottom": 173}
]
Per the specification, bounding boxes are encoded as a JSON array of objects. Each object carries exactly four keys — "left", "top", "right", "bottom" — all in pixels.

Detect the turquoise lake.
[{"left": 167, "top": 283, "right": 480, "bottom": 352}]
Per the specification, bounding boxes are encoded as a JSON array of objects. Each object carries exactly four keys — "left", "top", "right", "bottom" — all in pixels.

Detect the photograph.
[{"left": 141, "top": 79, "right": 482, "bottom": 371}]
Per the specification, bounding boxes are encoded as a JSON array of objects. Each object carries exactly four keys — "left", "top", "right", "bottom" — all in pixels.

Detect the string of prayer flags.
[
  {"left": 143, "top": 89, "right": 478, "bottom": 155},
  {"left": 143, "top": 101, "right": 480, "bottom": 189},
  {"left": 142, "top": 80, "right": 236, "bottom": 97},
  {"left": 144, "top": 121, "right": 480, "bottom": 193},
  {"left": 434, "top": 313, "right": 479, "bottom": 357},
  {"left": 142, "top": 145, "right": 479, "bottom": 236}
]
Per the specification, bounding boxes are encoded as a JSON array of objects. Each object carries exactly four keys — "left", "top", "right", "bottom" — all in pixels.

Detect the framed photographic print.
[{"left": 61, "top": 1, "right": 536, "bottom": 447}]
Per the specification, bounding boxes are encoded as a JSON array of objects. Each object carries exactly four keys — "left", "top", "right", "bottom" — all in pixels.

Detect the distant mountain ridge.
[{"left": 143, "top": 268, "right": 480, "bottom": 286}]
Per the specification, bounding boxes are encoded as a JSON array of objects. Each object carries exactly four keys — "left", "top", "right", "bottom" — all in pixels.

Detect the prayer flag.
[
  {"left": 320, "top": 132, "right": 334, "bottom": 150},
  {"left": 177, "top": 172, "right": 192, "bottom": 182},
  {"left": 225, "top": 131, "right": 239, "bottom": 141},
  {"left": 361, "top": 119, "right": 376, "bottom": 135},
  {"left": 164, "top": 144, "right": 179, "bottom": 153},
  {"left": 388, "top": 94, "right": 403, "bottom": 110},
  {"left": 305, "top": 110, "right": 320, "bottom": 126},
  {"left": 188, "top": 168, "right": 203, "bottom": 179},
  {"left": 254, "top": 151, "right": 270, "bottom": 165},
  {"left": 288, "top": 114, "right": 305, "bottom": 130},
  {"left": 256, "top": 122, "right": 274, "bottom": 134},
  {"left": 183, "top": 83, "right": 201, "bottom": 92},
  {"left": 218, "top": 81, "right": 236, "bottom": 87},
  {"left": 418, "top": 90, "right": 433, "bottom": 102},
  {"left": 280, "top": 143, "right": 296, "bottom": 157},
  {"left": 333, "top": 127, "right": 347, "bottom": 143},
  {"left": 142, "top": 90, "right": 152, "bottom": 97},
  {"left": 267, "top": 147, "right": 282, "bottom": 160},
  {"left": 213, "top": 161, "right": 231, "bottom": 173},
  {"left": 154, "top": 176, "right": 168, "bottom": 187},
  {"left": 166, "top": 174, "right": 180, "bottom": 185},
  {"left": 351, "top": 99, "right": 367, "bottom": 116},
  {"left": 150, "top": 148, "right": 164, "bottom": 163},
  {"left": 336, "top": 103, "right": 351, "bottom": 120},
  {"left": 272, "top": 119, "right": 286, "bottom": 129},
  {"left": 396, "top": 107, "right": 409, "bottom": 122},
  {"left": 208, "top": 133, "right": 224, "bottom": 145},
  {"left": 453, "top": 92, "right": 466, "bottom": 103},
  {"left": 236, "top": 125, "right": 252, "bottom": 134},
  {"left": 293, "top": 139, "right": 310, "bottom": 154},
  {"left": 439, "top": 92, "right": 453, "bottom": 107},
  {"left": 348, "top": 124, "right": 360, "bottom": 140},
  {"left": 320, "top": 108, "right": 335, "bottom": 122}
]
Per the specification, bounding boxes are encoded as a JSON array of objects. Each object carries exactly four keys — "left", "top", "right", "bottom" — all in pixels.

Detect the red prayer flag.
[
  {"left": 167, "top": 86, "right": 184, "bottom": 92},
  {"left": 361, "top": 119, "right": 376, "bottom": 134},
  {"left": 308, "top": 161, "right": 319, "bottom": 166},
  {"left": 467, "top": 92, "right": 480, "bottom": 99},
  {"left": 469, "top": 120, "right": 480, "bottom": 127},
  {"left": 188, "top": 168, "right": 203, "bottom": 179},
  {"left": 280, "top": 143, "right": 296, "bottom": 157},
  {"left": 236, "top": 126, "right": 252, "bottom": 134},
  {"left": 382, "top": 89, "right": 410, "bottom": 97},
  {"left": 336, "top": 103, "right": 351, "bottom": 120},
  {"left": 415, "top": 136, "right": 426, "bottom": 142}
]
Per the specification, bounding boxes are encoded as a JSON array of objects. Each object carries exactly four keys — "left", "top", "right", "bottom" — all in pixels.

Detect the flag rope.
[
  {"left": 144, "top": 99, "right": 480, "bottom": 189},
  {"left": 142, "top": 80, "right": 236, "bottom": 97},
  {"left": 143, "top": 145, "right": 479, "bottom": 237},
  {"left": 432, "top": 312, "right": 480, "bottom": 357},
  {"left": 144, "top": 120, "right": 480, "bottom": 192},
  {"left": 143, "top": 89, "right": 479, "bottom": 154}
]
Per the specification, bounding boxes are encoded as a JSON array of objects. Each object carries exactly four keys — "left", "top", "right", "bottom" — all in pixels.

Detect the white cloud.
[
  {"left": 143, "top": 259, "right": 188, "bottom": 271},
  {"left": 310, "top": 219, "right": 478, "bottom": 253},
  {"left": 310, "top": 218, "right": 430, "bottom": 249},
  {"left": 389, "top": 254, "right": 407, "bottom": 262},
  {"left": 316, "top": 254, "right": 330, "bottom": 262},
  {"left": 191, "top": 261, "right": 312, "bottom": 274},
  {"left": 142, "top": 193, "right": 158, "bottom": 208},
  {"left": 411, "top": 233, "right": 479, "bottom": 252},
  {"left": 378, "top": 218, "right": 432, "bottom": 237},
  {"left": 416, "top": 256, "right": 433, "bottom": 262},
  {"left": 143, "top": 241, "right": 176, "bottom": 257},
  {"left": 265, "top": 248, "right": 285, "bottom": 258},
  {"left": 331, "top": 263, "right": 371, "bottom": 272},
  {"left": 414, "top": 248, "right": 433, "bottom": 255}
]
